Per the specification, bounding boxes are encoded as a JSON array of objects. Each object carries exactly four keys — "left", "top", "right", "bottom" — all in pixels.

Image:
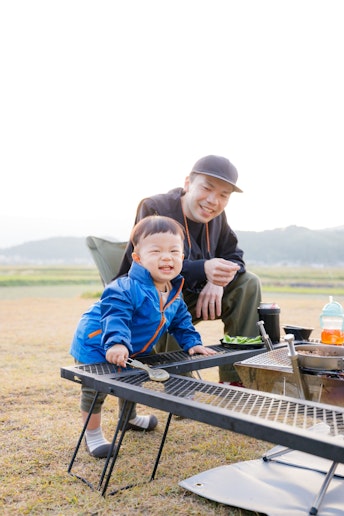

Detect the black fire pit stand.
[{"left": 67, "top": 393, "right": 174, "bottom": 497}]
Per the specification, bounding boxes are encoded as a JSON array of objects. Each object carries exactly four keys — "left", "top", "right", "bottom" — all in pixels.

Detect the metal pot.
[{"left": 295, "top": 344, "right": 344, "bottom": 371}]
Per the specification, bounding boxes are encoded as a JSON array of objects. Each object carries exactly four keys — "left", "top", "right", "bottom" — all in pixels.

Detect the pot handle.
[{"left": 285, "top": 334, "right": 297, "bottom": 356}]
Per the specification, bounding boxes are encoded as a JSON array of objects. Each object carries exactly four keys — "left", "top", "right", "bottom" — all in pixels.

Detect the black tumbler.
[{"left": 257, "top": 302, "right": 281, "bottom": 343}]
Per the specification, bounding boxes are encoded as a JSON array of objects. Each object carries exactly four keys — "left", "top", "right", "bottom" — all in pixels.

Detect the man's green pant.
[{"left": 155, "top": 271, "right": 262, "bottom": 383}]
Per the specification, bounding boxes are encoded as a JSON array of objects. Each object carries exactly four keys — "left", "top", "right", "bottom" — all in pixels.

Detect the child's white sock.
[
  {"left": 85, "top": 427, "right": 109, "bottom": 453},
  {"left": 129, "top": 415, "right": 151, "bottom": 429}
]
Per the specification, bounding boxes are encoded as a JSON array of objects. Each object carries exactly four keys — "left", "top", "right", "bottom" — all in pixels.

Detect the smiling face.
[
  {"left": 181, "top": 173, "right": 233, "bottom": 222},
  {"left": 132, "top": 231, "right": 184, "bottom": 290}
]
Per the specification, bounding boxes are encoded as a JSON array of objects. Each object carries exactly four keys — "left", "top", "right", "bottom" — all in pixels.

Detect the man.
[{"left": 117, "top": 155, "right": 262, "bottom": 382}]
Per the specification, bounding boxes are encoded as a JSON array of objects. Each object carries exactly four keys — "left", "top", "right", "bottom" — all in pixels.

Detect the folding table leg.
[
  {"left": 67, "top": 396, "right": 172, "bottom": 497},
  {"left": 68, "top": 391, "right": 100, "bottom": 477},
  {"left": 263, "top": 448, "right": 339, "bottom": 516},
  {"left": 194, "top": 370, "right": 202, "bottom": 380},
  {"left": 150, "top": 412, "right": 173, "bottom": 481},
  {"left": 262, "top": 445, "right": 293, "bottom": 462},
  {"left": 102, "top": 408, "right": 174, "bottom": 495},
  {"left": 99, "top": 400, "right": 134, "bottom": 496},
  {"left": 309, "top": 461, "right": 338, "bottom": 515}
]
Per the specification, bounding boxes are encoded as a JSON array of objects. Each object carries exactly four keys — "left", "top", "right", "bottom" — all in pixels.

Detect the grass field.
[
  {"left": 1, "top": 267, "right": 343, "bottom": 515},
  {"left": 1, "top": 265, "right": 344, "bottom": 295}
]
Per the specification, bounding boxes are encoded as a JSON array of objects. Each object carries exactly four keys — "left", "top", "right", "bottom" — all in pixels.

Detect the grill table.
[
  {"left": 61, "top": 346, "right": 344, "bottom": 515},
  {"left": 235, "top": 347, "right": 344, "bottom": 407}
]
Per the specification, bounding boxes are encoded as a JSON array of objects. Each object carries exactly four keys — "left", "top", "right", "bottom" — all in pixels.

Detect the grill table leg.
[
  {"left": 195, "top": 370, "right": 202, "bottom": 380},
  {"left": 262, "top": 446, "right": 292, "bottom": 462},
  {"left": 68, "top": 391, "right": 100, "bottom": 479},
  {"left": 103, "top": 407, "right": 174, "bottom": 495},
  {"left": 150, "top": 412, "right": 173, "bottom": 481},
  {"left": 67, "top": 394, "right": 173, "bottom": 497},
  {"left": 100, "top": 400, "right": 134, "bottom": 496},
  {"left": 263, "top": 445, "right": 340, "bottom": 515},
  {"left": 309, "top": 461, "right": 338, "bottom": 515}
]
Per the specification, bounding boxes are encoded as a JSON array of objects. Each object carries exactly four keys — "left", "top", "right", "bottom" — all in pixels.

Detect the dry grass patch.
[{"left": 0, "top": 289, "right": 328, "bottom": 515}]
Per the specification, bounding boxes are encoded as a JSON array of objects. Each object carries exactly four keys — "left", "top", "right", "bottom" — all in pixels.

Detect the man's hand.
[
  {"left": 195, "top": 282, "right": 224, "bottom": 320},
  {"left": 105, "top": 344, "right": 129, "bottom": 367},
  {"left": 204, "top": 258, "right": 240, "bottom": 287}
]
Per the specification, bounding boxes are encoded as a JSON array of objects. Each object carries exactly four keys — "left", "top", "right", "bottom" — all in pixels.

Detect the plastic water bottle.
[{"left": 320, "top": 296, "right": 344, "bottom": 345}]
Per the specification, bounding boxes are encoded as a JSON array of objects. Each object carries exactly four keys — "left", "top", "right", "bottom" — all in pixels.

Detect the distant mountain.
[
  {"left": 0, "top": 237, "right": 93, "bottom": 265},
  {"left": 0, "top": 226, "right": 344, "bottom": 266},
  {"left": 238, "top": 225, "right": 344, "bottom": 266}
]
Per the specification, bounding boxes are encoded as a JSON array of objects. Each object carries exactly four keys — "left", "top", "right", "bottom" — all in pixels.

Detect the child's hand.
[
  {"left": 106, "top": 344, "right": 129, "bottom": 367},
  {"left": 188, "top": 345, "right": 216, "bottom": 356}
]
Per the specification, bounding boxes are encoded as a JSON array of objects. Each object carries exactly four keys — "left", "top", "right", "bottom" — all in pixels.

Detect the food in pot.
[{"left": 298, "top": 349, "right": 336, "bottom": 357}]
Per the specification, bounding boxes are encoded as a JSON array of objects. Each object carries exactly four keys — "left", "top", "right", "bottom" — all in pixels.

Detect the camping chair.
[{"left": 86, "top": 235, "right": 128, "bottom": 286}]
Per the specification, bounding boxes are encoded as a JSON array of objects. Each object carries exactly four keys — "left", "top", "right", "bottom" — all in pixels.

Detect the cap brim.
[{"left": 193, "top": 171, "right": 243, "bottom": 193}]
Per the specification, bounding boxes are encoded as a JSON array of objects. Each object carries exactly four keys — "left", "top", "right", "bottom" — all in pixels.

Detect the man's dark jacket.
[{"left": 116, "top": 187, "right": 246, "bottom": 293}]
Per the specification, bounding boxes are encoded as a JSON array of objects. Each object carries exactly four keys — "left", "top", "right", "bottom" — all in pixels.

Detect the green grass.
[
  {"left": 253, "top": 266, "right": 344, "bottom": 295},
  {"left": 1, "top": 265, "right": 344, "bottom": 295},
  {"left": 0, "top": 265, "right": 102, "bottom": 287}
]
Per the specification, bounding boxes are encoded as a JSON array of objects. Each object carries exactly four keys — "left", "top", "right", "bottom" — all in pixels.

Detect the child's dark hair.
[{"left": 130, "top": 215, "right": 185, "bottom": 247}]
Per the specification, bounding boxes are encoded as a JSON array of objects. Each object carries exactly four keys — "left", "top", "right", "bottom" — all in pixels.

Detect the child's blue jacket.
[{"left": 70, "top": 261, "right": 202, "bottom": 363}]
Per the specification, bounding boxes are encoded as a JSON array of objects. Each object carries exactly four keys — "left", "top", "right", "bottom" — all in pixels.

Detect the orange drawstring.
[{"left": 181, "top": 201, "right": 210, "bottom": 256}]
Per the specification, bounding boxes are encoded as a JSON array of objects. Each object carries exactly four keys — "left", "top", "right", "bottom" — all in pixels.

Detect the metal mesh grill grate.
[
  {"left": 76, "top": 362, "right": 119, "bottom": 375},
  {"left": 68, "top": 345, "right": 232, "bottom": 376},
  {"left": 237, "top": 347, "right": 292, "bottom": 371},
  {"left": 114, "top": 373, "right": 344, "bottom": 436},
  {"left": 134, "top": 345, "right": 227, "bottom": 365}
]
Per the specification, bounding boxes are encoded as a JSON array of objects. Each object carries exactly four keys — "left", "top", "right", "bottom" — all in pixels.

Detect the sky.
[{"left": 1, "top": 0, "right": 343, "bottom": 248}]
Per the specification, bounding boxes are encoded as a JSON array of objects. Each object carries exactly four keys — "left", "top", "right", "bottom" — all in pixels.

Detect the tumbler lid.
[
  {"left": 258, "top": 302, "right": 280, "bottom": 309},
  {"left": 258, "top": 302, "right": 280, "bottom": 313}
]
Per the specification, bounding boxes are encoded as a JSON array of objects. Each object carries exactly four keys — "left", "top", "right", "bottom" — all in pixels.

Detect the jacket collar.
[{"left": 128, "top": 260, "right": 184, "bottom": 291}]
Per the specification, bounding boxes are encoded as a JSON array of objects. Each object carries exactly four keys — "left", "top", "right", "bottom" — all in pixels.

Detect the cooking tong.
[
  {"left": 284, "top": 333, "right": 309, "bottom": 400},
  {"left": 126, "top": 358, "right": 170, "bottom": 382},
  {"left": 257, "top": 320, "right": 274, "bottom": 351}
]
